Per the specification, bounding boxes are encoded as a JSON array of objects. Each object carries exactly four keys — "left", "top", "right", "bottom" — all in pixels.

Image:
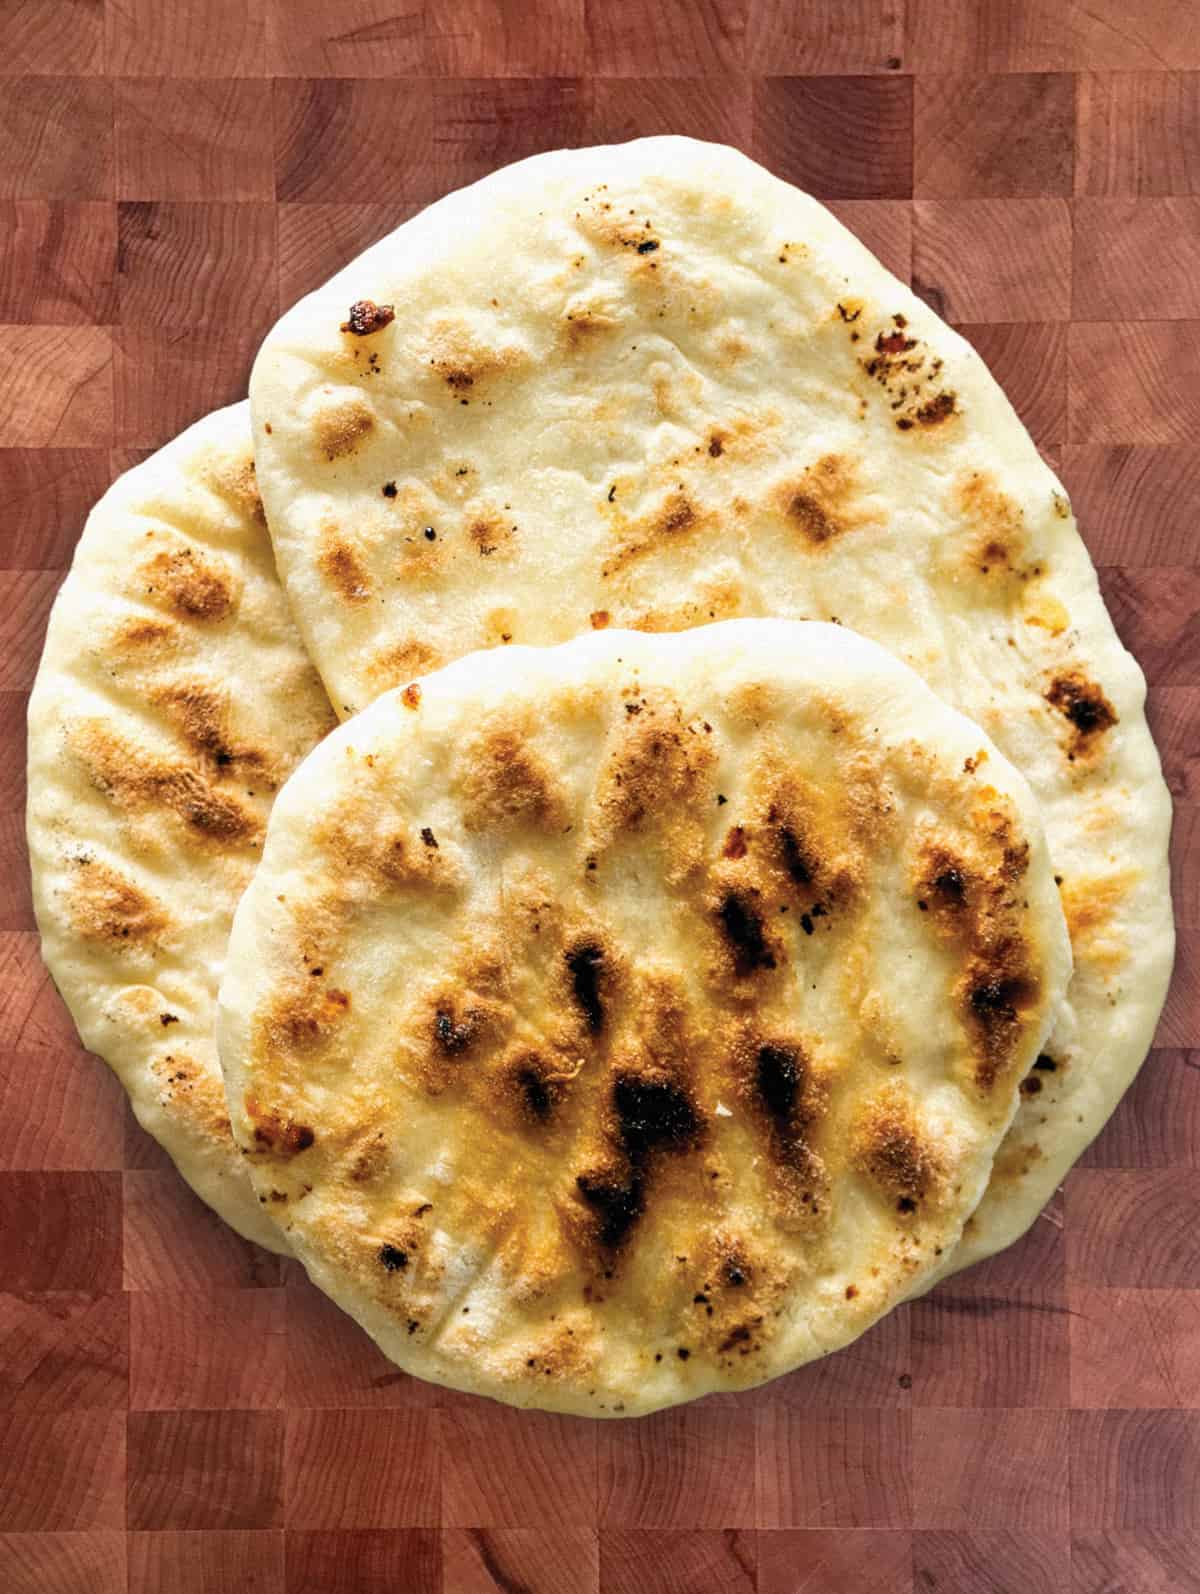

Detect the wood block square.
[
  {"left": 1064, "top": 323, "right": 1198, "bottom": 446},
  {"left": 748, "top": 0, "right": 902, "bottom": 74},
  {"left": 285, "top": 1531, "right": 440, "bottom": 1594},
  {"left": 0, "top": 814, "right": 39, "bottom": 929},
  {"left": 442, "top": 1406, "right": 598, "bottom": 1528},
  {"left": 601, "top": 1528, "right": 753, "bottom": 1594},
  {"left": 588, "top": 77, "right": 752, "bottom": 154},
  {"left": 1060, "top": 446, "right": 1200, "bottom": 566},
  {"left": 1171, "top": 814, "right": 1200, "bottom": 932},
  {"left": 911, "top": 1408, "right": 1070, "bottom": 1529},
  {"left": 912, "top": 199, "right": 1070, "bottom": 323},
  {"left": 907, "top": 0, "right": 1068, "bottom": 73},
  {"left": 106, "top": 0, "right": 265, "bottom": 76},
  {"left": 123, "top": 1169, "right": 284, "bottom": 1292},
  {"left": 1077, "top": 73, "right": 1200, "bottom": 196},
  {"left": 273, "top": 79, "right": 438, "bottom": 204},
  {"left": 0, "top": 1410, "right": 125, "bottom": 1529},
  {"left": 285, "top": 1410, "right": 440, "bottom": 1528},
  {"left": 0, "top": 1171, "right": 121, "bottom": 1292},
  {"left": 285, "top": 1274, "right": 438, "bottom": 1408},
  {"left": 444, "top": 1528, "right": 598, "bottom": 1594},
  {"left": 424, "top": 0, "right": 586, "bottom": 77},
  {"left": 754, "top": 76, "right": 913, "bottom": 200},
  {"left": 1074, "top": 198, "right": 1200, "bottom": 321},
  {"left": 0, "top": 202, "right": 117, "bottom": 324},
  {"left": 0, "top": 704, "right": 28, "bottom": 812},
  {"left": 1070, "top": 1286, "right": 1200, "bottom": 1408},
  {"left": 1095, "top": 568, "right": 1200, "bottom": 689},
  {"left": 597, "top": 1409, "right": 755, "bottom": 1528},
  {"left": 959, "top": 322, "right": 1066, "bottom": 447},
  {"left": 909, "top": 1285, "right": 1070, "bottom": 1408},
  {"left": 0, "top": 570, "right": 68, "bottom": 693},
  {"left": 116, "top": 201, "right": 278, "bottom": 330},
  {"left": 1080, "top": 1049, "right": 1200, "bottom": 1169},
  {"left": 914, "top": 75, "right": 1074, "bottom": 198},
  {"left": 757, "top": 1529, "right": 912, "bottom": 1593},
  {"left": 0, "top": 78, "right": 112, "bottom": 200},
  {"left": 0, "top": 945, "right": 127, "bottom": 1173},
  {"left": 1072, "top": 1531, "right": 1200, "bottom": 1592},
  {"left": 431, "top": 78, "right": 589, "bottom": 192},
  {"left": 911, "top": 1530, "right": 1070, "bottom": 1593},
  {"left": 1071, "top": 1410, "right": 1200, "bottom": 1530},
  {"left": 0, "top": 1532, "right": 126, "bottom": 1594},
  {"left": 112, "top": 325, "right": 260, "bottom": 449},
  {"left": 277, "top": 203, "right": 423, "bottom": 310},
  {"left": 265, "top": 0, "right": 426, "bottom": 77},
  {"left": 0, "top": 448, "right": 112, "bottom": 567},
  {"left": 0, "top": 327, "right": 113, "bottom": 448},
  {"left": 826, "top": 200, "right": 912, "bottom": 285},
  {"left": 130, "top": 1287, "right": 285, "bottom": 1411},
  {"left": 128, "top": 1410, "right": 284, "bottom": 1531},
  {"left": 588, "top": 0, "right": 745, "bottom": 76},
  {"left": 128, "top": 1531, "right": 285, "bottom": 1594},
  {"left": 0, "top": 1291, "right": 127, "bottom": 1411},
  {"left": 0, "top": 1, "right": 105, "bottom": 77},
  {"left": 756, "top": 1409, "right": 911, "bottom": 1527},
  {"left": 1072, "top": 0, "right": 1200, "bottom": 70},
  {"left": 1066, "top": 1169, "right": 1200, "bottom": 1287},
  {"left": 115, "top": 79, "right": 276, "bottom": 202}
]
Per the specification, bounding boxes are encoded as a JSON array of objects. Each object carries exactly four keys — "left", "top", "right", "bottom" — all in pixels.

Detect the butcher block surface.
[{"left": 2, "top": 2, "right": 1199, "bottom": 1590}]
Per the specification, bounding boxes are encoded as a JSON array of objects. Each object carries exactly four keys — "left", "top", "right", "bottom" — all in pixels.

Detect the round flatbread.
[
  {"left": 27, "top": 403, "right": 336, "bottom": 1249},
  {"left": 249, "top": 137, "right": 1174, "bottom": 1277},
  {"left": 218, "top": 620, "right": 1071, "bottom": 1413}
]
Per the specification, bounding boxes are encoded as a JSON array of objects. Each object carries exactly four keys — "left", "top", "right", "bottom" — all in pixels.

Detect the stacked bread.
[{"left": 27, "top": 139, "right": 1173, "bottom": 1416}]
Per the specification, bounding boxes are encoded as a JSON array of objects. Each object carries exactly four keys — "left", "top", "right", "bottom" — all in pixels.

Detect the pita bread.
[
  {"left": 27, "top": 403, "right": 336, "bottom": 1250},
  {"left": 248, "top": 137, "right": 1173, "bottom": 1276},
  {"left": 218, "top": 620, "right": 1071, "bottom": 1413}
]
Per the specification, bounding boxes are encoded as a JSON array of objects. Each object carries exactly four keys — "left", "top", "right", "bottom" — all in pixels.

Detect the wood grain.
[{"left": 0, "top": 4, "right": 1196, "bottom": 1589}]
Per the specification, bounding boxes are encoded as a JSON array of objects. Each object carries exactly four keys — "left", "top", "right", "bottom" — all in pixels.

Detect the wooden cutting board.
[{"left": 1, "top": 3, "right": 1197, "bottom": 1591}]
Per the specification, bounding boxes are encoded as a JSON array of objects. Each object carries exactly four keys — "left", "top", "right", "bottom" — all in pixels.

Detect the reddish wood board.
[{"left": 1, "top": 2, "right": 1198, "bottom": 1590}]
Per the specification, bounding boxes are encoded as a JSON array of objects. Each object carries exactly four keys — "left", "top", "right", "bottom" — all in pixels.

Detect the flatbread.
[
  {"left": 218, "top": 620, "right": 1071, "bottom": 1413},
  {"left": 248, "top": 137, "right": 1174, "bottom": 1276},
  {"left": 27, "top": 403, "right": 336, "bottom": 1250}
]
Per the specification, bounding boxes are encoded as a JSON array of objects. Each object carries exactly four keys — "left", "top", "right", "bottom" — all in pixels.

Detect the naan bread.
[
  {"left": 249, "top": 138, "right": 1173, "bottom": 1276},
  {"left": 27, "top": 403, "right": 336, "bottom": 1249},
  {"left": 218, "top": 620, "right": 1071, "bottom": 1413}
]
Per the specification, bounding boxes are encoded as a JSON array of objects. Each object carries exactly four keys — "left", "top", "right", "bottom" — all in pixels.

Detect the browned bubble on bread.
[
  {"left": 69, "top": 719, "right": 262, "bottom": 848},
  {"left": 851, "top": 1084, "right": 945, "bottom": 1213},
  {"left": 317, "top": 525, "right": 372, "bottom": 603},
  {"left": 341, "top": 300, "right": 395, "bottom": 337},
  {"left": 456, "top": 719, "right": 569, "bottom": 834},
  {"left": 138, "top": 543, "right": 238, "bottom": 623},
  {"left": 65, "top": 854, "right": 170, "bottom": 949},
  {"left": 773, "top": 454, "right": 877, "bottom": 548},
  {"left": 1045, "top": 670, "right": 1118, "bottom": 761},
  {"left": 316, "top": 396, "right": 375, "bottom": 462}
]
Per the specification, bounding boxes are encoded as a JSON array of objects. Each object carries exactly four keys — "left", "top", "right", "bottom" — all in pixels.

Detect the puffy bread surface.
[
  {"left": 27, "top": 403, "right": 336, "bottom": 1250},
  {"left": 219, "top": 620, "right": 1071, "bottom": 1414},
  {"left": 249, "top": 137, "right": 1173, "bottom": 1276}
]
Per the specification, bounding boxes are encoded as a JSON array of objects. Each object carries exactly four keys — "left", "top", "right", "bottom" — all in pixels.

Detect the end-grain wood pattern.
[{"left": 1, "top": 2, "right": 1198, "bottom": 1589}]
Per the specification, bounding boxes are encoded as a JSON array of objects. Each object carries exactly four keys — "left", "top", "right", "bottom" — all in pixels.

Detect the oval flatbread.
[
  {"left": 249, "top": 138, "right": 1174, "bottom": 1277},
  {"left": 27, "top": 403, "right": 336, "bottom": 1249},
  {"left": 218, "top": 620, "right": 1071, "bottom": 1412}
]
